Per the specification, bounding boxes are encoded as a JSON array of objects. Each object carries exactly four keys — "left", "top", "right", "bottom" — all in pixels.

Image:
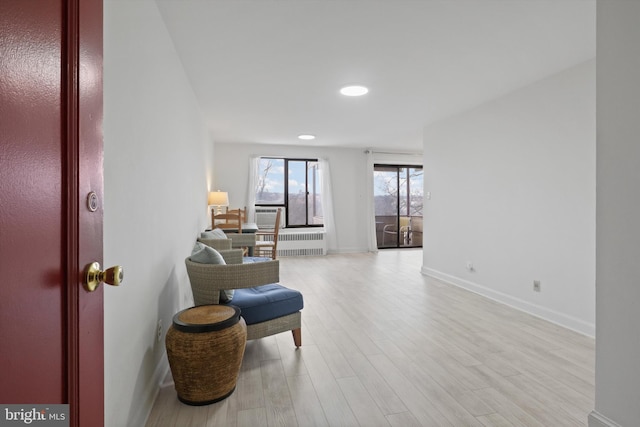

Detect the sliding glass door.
[{"left": 374, "top": 165, "right": 423, "bottom": 249}]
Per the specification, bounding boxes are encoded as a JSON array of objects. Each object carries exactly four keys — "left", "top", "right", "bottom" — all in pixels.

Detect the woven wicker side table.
[{"left": 165, "top": 305, "right": 247, "bottom": 405}]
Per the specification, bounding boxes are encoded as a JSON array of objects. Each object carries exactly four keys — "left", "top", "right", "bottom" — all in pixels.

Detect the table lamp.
[{"left": 208, "top": 191, "right": 229, "bottom": 215}]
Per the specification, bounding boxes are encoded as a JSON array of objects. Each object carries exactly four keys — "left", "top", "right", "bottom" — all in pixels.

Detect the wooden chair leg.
[{"left": 292, "top": 328, "right": 301, "bottom": 347}]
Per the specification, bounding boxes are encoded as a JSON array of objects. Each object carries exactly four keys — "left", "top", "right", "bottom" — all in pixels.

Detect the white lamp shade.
[{"left": 208, "top": 191, "right": 229, "bottom": 206}]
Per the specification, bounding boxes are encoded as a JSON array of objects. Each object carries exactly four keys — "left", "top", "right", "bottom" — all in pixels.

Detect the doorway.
[{"left": 374, "top": 165, "right": 423, "bottom": 249}]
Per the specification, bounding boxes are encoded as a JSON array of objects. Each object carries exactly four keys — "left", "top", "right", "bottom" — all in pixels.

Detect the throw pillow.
[
  {"left": 190, "top": 245, "right": 225, "bottom": 265},
  {"left": 189, "top": 245, "right": 234, "bottom": 302},
  {"left": 192, "top": 241, "right": 206, "bottom": 254},
  {"left": 211, "top": 228, "right": 228, "bottom": 239},
  {"left": 200, "top": 229, "right": 228, "bottom": 240}
]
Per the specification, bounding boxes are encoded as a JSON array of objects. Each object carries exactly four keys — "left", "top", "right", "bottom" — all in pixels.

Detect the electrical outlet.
[
  {"left": 156, "top": 319, "right": 163, "bottom": 342},
  {"left": 466, "top": 261, "right": 474, "bottom": 272},
  {"left": 533, "top": 280, "right": 541, "bottom": 292}
]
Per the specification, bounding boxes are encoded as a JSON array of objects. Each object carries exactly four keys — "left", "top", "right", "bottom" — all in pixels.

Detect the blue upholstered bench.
[
  {"left": 226, "top": 284, "right": 304, "bottom": 326},
  {"left": 234, "top": 256, "right": 303, "bottom": 337},
  {"left": 242, "top": 256, "right": 272, "bottom": 263}
]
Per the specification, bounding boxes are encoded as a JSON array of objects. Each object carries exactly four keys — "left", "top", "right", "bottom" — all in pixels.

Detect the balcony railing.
[{"left": 375, "top": 215, "right": 423, "bottom": 248}]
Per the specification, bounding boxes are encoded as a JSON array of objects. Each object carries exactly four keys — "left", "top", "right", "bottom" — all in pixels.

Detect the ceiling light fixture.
[
  {"left": 340, "top": 85, "right": 369, "bottom": 97},
  {"left": 298, "top": 134, "right": 316, "bottom": 140}
]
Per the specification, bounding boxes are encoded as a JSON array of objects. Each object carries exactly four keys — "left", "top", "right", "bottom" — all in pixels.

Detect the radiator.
[{"left": 261, "top": 229, "right": 326, "bottom": 256}]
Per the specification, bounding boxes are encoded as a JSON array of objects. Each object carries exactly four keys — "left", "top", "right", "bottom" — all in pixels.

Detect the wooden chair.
[
  {"left": 185, "top": 248, "right": 303, "bottom": 347},
  {"left": 212, "top": 210, "right": 242, "bottom": 233},
  {"left": 225, "top": 206, "right": 247, "bottom": 223},
  {"left": 216, "top": 209, "right": 254, "bottom": 255},
  {"left": 255, "top": 207, "right": 281, "bottom": 260}
]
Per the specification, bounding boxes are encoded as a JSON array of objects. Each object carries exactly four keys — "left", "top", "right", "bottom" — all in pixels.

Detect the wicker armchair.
[
  {"left": 224, "top": 233, "right": 256, "bottom": 255},
  {"left": 185, "top": 249, "right": 302, "bottom": 347},
  {"left": 199, "top": 234, "right": 256, "bottom": 257}
]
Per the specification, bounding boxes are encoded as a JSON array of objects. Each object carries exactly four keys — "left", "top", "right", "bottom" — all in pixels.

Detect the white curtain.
[
  {"left": 365, "top": 150, "right": 379, "bottom": 252},
  {"left": 246, "top": 156, "right": 260, "bottom": 223},
  {"left": 318, "top": 158, "right": 337, "bottom": 253}
]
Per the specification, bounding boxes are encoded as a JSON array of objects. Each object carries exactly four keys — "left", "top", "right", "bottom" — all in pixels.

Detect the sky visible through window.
[{"left": 288, "top": 161, "right": 306, "bottom": 197}]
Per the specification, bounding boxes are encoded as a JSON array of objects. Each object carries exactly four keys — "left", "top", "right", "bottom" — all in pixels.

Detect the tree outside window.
[
  {"left": 256, "top": 158, "right": 285, "bottom": 204},
  {"left": 374, "top": 166, "right": 423, "bottom": 217}
]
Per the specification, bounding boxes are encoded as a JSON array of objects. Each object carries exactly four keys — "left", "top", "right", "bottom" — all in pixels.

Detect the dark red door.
[{"left": 0, "top": 1, "right": 104, "bottom": 426}]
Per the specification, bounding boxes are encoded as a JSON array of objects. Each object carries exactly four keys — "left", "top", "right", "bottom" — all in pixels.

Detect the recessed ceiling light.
[
  {"left": 298, "top": 134, "right": 316, "bottom": 140},
  {"left": 340, "top": 85, "right": 369, "bottom": 96}
]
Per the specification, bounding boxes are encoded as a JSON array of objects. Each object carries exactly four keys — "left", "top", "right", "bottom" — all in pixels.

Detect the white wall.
[
  {"left": 422, "top": 60, "right": 596, "bottom": 336},
  {"left": 591, "top": 2, "right": 640, "bottom": 426},
  {"left": 104, "top": 1, "right": 213, "bottom": 426},
  {"left": 214, "top": 143, "right": 374, "bottom": 253}
]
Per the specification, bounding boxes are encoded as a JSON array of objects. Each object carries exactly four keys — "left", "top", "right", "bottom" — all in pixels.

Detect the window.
[{"left": 256, "top": 157, "right": 323, "bottom": 227}]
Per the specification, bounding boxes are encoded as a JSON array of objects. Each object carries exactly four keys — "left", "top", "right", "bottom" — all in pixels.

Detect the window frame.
[
  {"left": 256, "top": 157, "right": 323, "bottom": 228},
  {"left": 373, "top": 163, "right": 424, "bottom": 249}
]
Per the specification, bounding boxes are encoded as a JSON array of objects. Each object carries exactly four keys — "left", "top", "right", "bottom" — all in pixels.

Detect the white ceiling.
[{"left": 155, "top": 0, "right": 595, "bottom": 151}]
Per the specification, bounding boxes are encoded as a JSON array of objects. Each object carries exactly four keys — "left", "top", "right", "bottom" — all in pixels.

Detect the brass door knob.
[{"left": 84, "top": 262, "right": 124, "bottom": 292}]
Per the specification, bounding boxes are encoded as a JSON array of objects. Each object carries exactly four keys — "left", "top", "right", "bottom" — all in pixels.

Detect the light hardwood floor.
[{"left": 146, "top": 250, "right": 594, "bottom": 427}]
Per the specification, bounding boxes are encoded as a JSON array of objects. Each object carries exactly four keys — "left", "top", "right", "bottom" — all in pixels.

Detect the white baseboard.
[
  {"left": 589, "top": 411, "right": 622, "bottom": 427},
  {"left": 421, "top": 267, "right": 595, "bottom": 337},
  {"left": 137, "top": 356, "right": 170, "bottom": 427}
]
